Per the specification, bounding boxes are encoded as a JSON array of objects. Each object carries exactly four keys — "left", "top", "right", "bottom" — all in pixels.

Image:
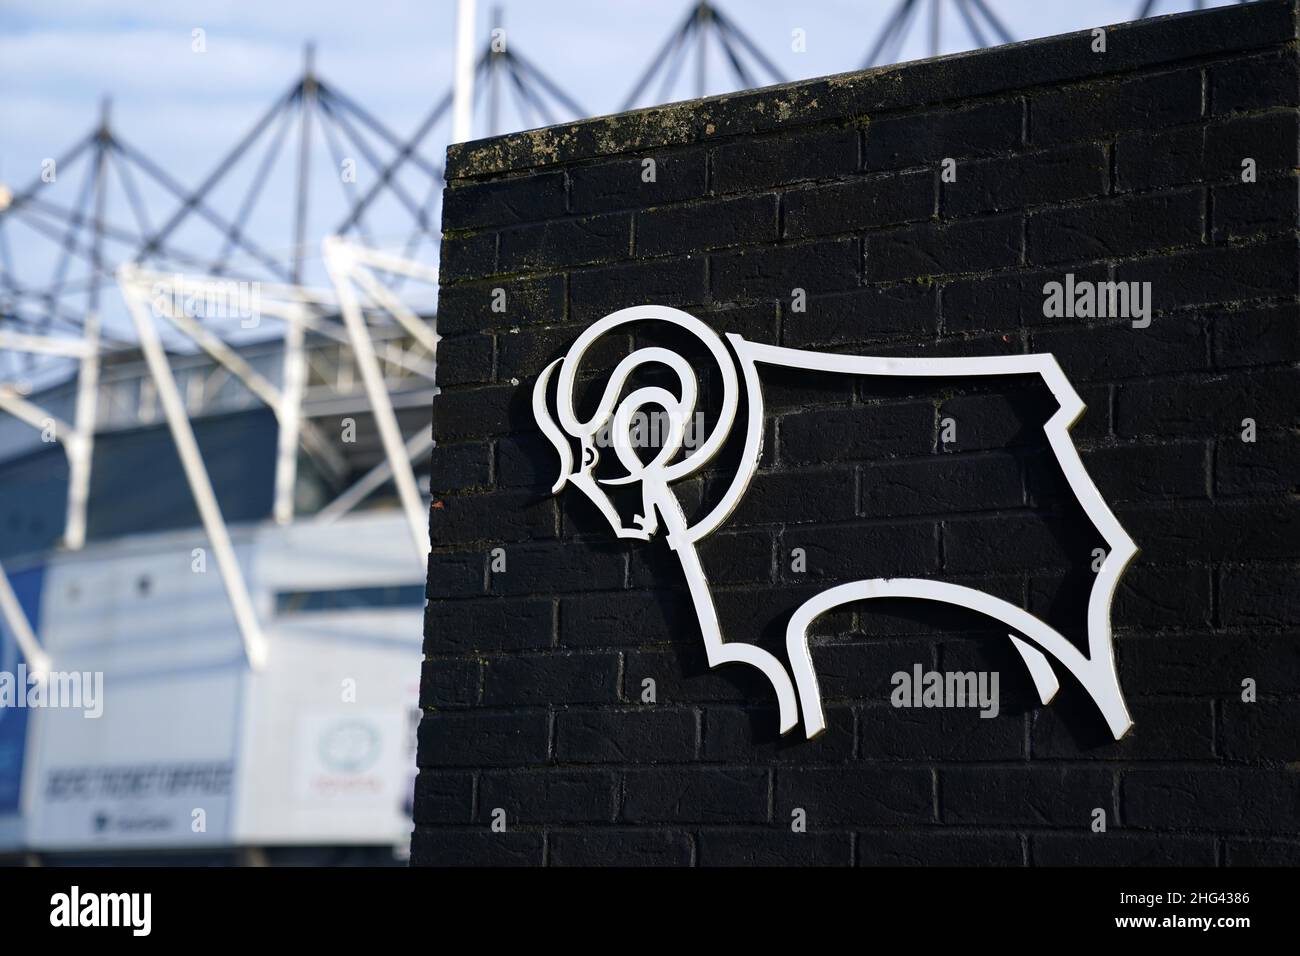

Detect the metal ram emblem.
[{"left": 533, "top": 305, "right": 1136, "bottom": 740}]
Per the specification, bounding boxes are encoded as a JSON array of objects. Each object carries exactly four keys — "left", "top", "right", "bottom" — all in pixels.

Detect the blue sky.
[{"left": 0, "top": 0, "right": 1240, "bottom": 344}]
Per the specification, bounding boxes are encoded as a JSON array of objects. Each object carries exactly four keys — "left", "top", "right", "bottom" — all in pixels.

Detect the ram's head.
[{"left": 532, "top": 305, "right": 740, "bottom": 542}]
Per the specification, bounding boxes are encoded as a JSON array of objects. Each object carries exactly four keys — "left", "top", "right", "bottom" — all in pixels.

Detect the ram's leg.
[{"left": 1008, "top": 635, "right": 1060, "bottom": 705}]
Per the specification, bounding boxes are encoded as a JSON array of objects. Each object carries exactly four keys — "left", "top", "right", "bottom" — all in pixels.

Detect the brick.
[
  {"left": 1119, "top": 631, "right": 1300, "bottom": 695},
  {"left": 623, "top": 767, "right": 769, "bottom": 823},
  {"left": 424, "top": 597, "right": 552, "bottom": 653},
  {"left": 1074, "top": 441, "right": 1208, "bottom": 502},
  {"left": 437, "top": 274, "right": 566, "bottom": 333},
  {"left": 1210, "top": 51, "right": 1300, "bottom": 115},
  {"left": 1115, "top": 111, "right": 1300, "bottom": 192},
  {"left": 781, "top": 401, "right": 934, "bottom": 464},
  {"left": 548, "top": 829, "right": 693, "bottom": 866},
  {"left": 560, "top": 590, "right": 694, "bottom": 647},
  {"left": 938, "top": 388, "right": 1053, "bottom": 451},
  {"left": 497, "top": 212, "right": 630, "bottom": 273},
  {"left": 1030, "top": 697, "right": 1213, "bottom": 760},
  {"left": 783, "top": 283, "right": 936, "bottom": 347},
  {"left": 1212, "top": 303, "right": 1300, "bottom": 368},
  {"left": 1216, "top": 434, "right": 1299, "bottom": 496},
  {"left": 1123, "top": 769, "right": 1300, "bottom": 831},
  {"left": 420, "top": 657, "right": 481, "bottom": 709},
  {"left": 783, "top": 170, "right": 934, "bottom": 239},
  {"left": 711, "top": 238, "right": 860, "bottom": 300},
  {"left": 1033, "top": 317, "right": 1206, "bottom": 382},
  {"left": 1031, "top": 68, "right": 1203, "bottom": 144},
  {"left": 944, "top": 513, "right": 1099, "bottom": 573},
  {"left": 1220, "top": 564, "right": 1300, "bottom": 627},
  {"left": 775, "top": 767, "right": 932, "bottom": 824},
  {"left": 497, "top": 432, "right": 568, "bottom": 491},
  {"left": 720, "top": 468, "right": 857, "bottom": 526},
  {"left": 860, "top": 703, "right": 1026, "bottom": 760},
  {"left": 808, "top": 640, "right": 938, "bottom": 701},
  {"left": 781, "top": 521, "right": 939, "bottom": 580},
  {"left": 945, "top": 144, "right": 1107, "bottom": 217},
  {"left": 1206, "top": 110, "right": 1300, "bottom": 178},
  {"left": 704, "top": 578, "right": 852, "bottom": 653},
  {"left": 704, "top": 706, "right": 856, "bottom": 764},
  {"left": 712, "top": 126, "right": 859, "bottom": 193},
  {"left": 860, "top": 453, "right": 1022, "bottom": 517},
  {"left": 1114, "top": 124, "right": 1204, "bottom": 193},
  {"left": 492, "top": 542, "right": 626, "bottom": 596},
  {"left": 699, "top": 301, "right": 779, "bottom": 342},
  {"left": 439, "top": 231, "right": 495, "bottom": 284},
  {"left": 862, "top": 99, "right": 1023, "bottom": 171},
  {"left": 1120, "top": 500, "right": 1300, "bottom": 563},
  {"left": 638, "top": 194, "right": 777, "bottom": 256},
  {"left": 425, "top": 549, "right": 485, "bottom": 600},
  {"left": 942, "top": 767, "right": 1113, "bottom": 825},
  {"left": 1116, "top": 238, "right": 1299, "bottom": 313},
  {"left": 428, "top": 441, "right": 491, "bottom": 494},
  {"left": 432, "top": 384, "right": 518, "bottom": 440},
  {"left": 1116, "top": 367, "right": 1300, "bottom": 438},
  {"left": 482, "top": 652, "right": 620, "bottom": 706},
  {"left": 478, "top": 770, "right": 617, "bottom": 823},
  {"left": 860, "top": 831, "right": 1024, "bottom": 866},
  {"left": 1211, "top": 175, "right": 1299, "bottom": 242},
  {"left": 430, "top": 491, "right": 557, "bottom": 546},
  {"left": 569, "top": 256, "right": 707, "bottom": 321},
  {"left": 698, "top": 830, "right": 850, "bottom": 866},
  {"left": 759, "top": 365, "right": 855, "bottom": 409},
  {"left": 1225, "top": 840, "right": 1300, "bottom": 866},
  {"left": 412, "top": 771, "right": 474, "bottom": 824},
  {"left": 1028, "top": 189, "right": 1204, "bottom": 266},
  {"left": 555, "top": 707, "right": 698, "bottom": 762},
  {"left": 442, "top": 170, "right": 567, "bottom": 229},
  {"left": 623, "top": 645, "right": 757, "bottom": 704},
  {"left": 496, "top": 322, "right": 629, "bottom": 384},
  {"left": 417, "top": 711, "right": 548, "bottom": 767},
  {"left": 1112, "top": 564, "right": 1213, "bottom": 629},
  {"left": 868, "top": 215, "right": 1023, "bottom": 281},
  {"left": 944, "top": 264, "right": 1108, "bottom": 332},
  {"left": 1032, "top": 834, "right": 1215, "bottom": 866},
  {"left": 409, "top": 829, "right": 543, "bottom": 866},
  {"left": 694, "top": 530, "right": 774, "bottom": 585},
  {"left": 569, "top": 149, "right": 707, "bottom": 213},
  {"left": 1221, "top": 700, "right": 1300, "bottom": 763},
  {"left": 437, "top": 333, "right": 494, "bottom": 386}
]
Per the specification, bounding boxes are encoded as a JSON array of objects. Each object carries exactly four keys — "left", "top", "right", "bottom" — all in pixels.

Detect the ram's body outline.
[{"left": 534, "top": 305, "right": 1137, "bottom": 741}]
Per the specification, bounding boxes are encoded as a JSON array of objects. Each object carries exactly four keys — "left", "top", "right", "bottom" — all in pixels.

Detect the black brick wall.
[{"left": 415, "top": 1, "right": 1300, "bottom": 866}]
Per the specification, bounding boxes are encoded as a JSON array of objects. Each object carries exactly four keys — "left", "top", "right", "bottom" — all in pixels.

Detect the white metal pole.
[
  {"left": 342, "top": 245, "right": 441, "bottom": 354},
  {"left": 273, "top": 314, "right": 307, "bottom": 524},
  {"left": 0, "top": 388, "right": 75, "bottom": 437},
  {"left": 315, "top": 426, "right": 434, "bottom": 525},
  {"left": 0, "top": 560, "right": 50, "bottom": 676},
  {"left": 63, "top": 310, "right": 100, "bottom": 550},
  {"left": 322, "top": 238, "right": 430, "bottom": 567},
  {"left": 118, "top": 268, "right": 268, "bottom": 670},
  {"left": 0, "top": 332, "right": 95, "bottom": 358},
  {"left": 452, "top": 0, "right": 478, "bottom": 143},
  {"left": 128, "top": 274, "right": 347, "bottom": 479}
]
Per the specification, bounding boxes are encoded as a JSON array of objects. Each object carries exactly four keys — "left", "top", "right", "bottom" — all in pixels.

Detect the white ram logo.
[{"left": 533, "top": 305, "right": 1136, "bottom": 740}]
